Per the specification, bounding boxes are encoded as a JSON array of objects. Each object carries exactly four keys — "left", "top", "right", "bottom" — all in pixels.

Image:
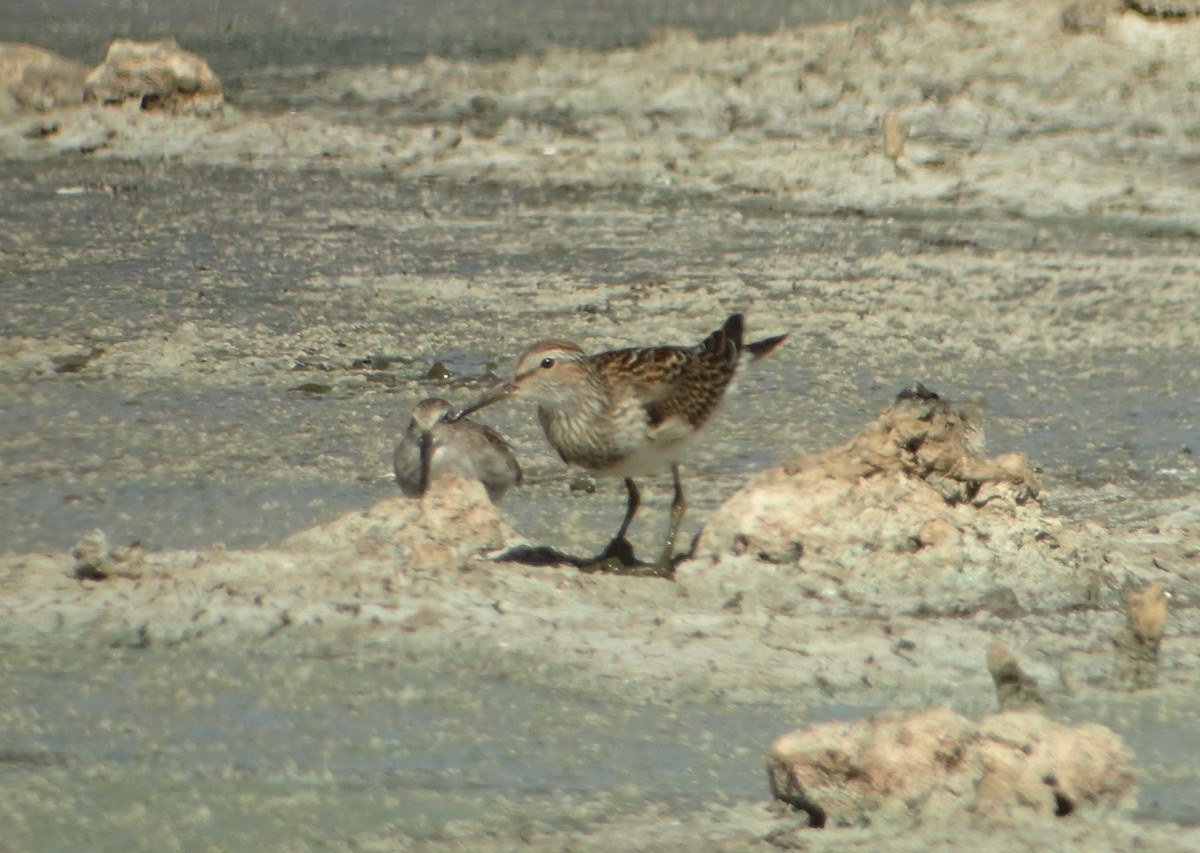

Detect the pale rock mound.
[
  {"left": 285, "top": 475, "right": 512, "bottom": 571},
  {"left": 681, "top": 389, "right": 1101, "bottom": 609},
  {"left": 768, "top": 706, "right": 1137, "bottom": 828},
  {"left": 84, "top": 38, "right": 222, "bottom": 114},
  {"left": 0, "top": 477, "right": 510, "bottom": 647},
  {"left": 0, "top": 44, "right": 87, "bottom": 116},
  {"left": 1110, "top": 581, "right": 1170, "bottom": 690}
]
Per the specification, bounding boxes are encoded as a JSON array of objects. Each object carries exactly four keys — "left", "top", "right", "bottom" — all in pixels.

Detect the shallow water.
[
  {"left": 0, "top": 642, "right": 868, "bottom": 847},
  {"left": 2, "top": 163, "right": 1197, "bottom": 554},
  {"left": 2, "top": 641, "right": 1197, "bottom": 848},
  {"left": 9, "top": 0, "right": 968, "bottom": 72}
]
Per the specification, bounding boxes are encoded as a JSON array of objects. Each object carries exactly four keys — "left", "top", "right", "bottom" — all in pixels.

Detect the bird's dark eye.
[{"left": 540, "top": 357, "right": 555, "bottom": 369}]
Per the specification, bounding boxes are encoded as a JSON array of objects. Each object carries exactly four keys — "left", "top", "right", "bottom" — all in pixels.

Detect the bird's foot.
[
  {"left": 584, "top": 536, "right": 638, "bottom": 571},
  {"left": 578, "top": 539, "right": 673, "bottom": 579}
]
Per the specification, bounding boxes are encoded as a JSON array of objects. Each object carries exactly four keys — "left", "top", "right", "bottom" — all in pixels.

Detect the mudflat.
[{"left": 2, "top": 1, "right": 1199, "bottom": 849}]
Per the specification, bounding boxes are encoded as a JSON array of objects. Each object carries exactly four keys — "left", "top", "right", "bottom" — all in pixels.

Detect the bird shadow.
[{"left": 493, "top": 539, "right": 679, "bottom": 580}]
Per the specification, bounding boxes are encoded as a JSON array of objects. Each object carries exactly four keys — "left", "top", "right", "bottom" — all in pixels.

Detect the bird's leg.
[
  {"left": 655, "top": 464, "right": 686, "bottom": 575},
  {"left": 596, "top": 478, "right": 640, "bottom": 566},
  {"left": 614, "top": 477, "right": 640, "bottom": 542}
]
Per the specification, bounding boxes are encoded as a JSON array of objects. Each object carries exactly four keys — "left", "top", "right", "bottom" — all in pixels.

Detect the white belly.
[{"left": 591, "top": 427, "right": 700, "bottom": 478}]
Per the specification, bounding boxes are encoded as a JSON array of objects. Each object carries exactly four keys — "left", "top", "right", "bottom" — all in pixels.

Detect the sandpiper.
[
  {"left": 394, "top": 397, "right": 522, "bottom": 502},
  {"left": 455, "top": 314, "right": 788, "bottom": 571}
]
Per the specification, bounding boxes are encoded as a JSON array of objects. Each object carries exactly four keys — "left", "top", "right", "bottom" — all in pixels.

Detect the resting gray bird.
[{"left": 394, "top": 397, "right": 522, "bottom": 502}]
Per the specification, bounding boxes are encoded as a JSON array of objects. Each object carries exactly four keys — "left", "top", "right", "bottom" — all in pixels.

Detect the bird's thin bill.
[{"left": 454, "top": 382, "right": 514, "bottom": 420}]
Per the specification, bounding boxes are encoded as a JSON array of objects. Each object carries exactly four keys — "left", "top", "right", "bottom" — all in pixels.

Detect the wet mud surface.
[
  {"left": 3, "top": 0, "right": 1200, "bottom": 849},
  {"left": 3, "top": 163, "right": 1195, "bottom": 555}
]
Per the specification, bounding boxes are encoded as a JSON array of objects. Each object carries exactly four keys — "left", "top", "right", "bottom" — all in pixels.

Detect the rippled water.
[{"left": 2, "top": 164, "right": 1197, "bottom": 554}]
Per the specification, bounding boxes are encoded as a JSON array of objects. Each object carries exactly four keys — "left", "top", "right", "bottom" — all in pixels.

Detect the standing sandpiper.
[
  {"left": 455, "top": 314, "right": 787, "bottom": 571},
  {"left": 394, "top": 397, "right": 522, "bottom": 502}
]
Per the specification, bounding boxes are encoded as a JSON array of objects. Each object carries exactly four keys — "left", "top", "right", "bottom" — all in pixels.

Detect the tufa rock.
[
  {"left": 71, "top": 528, "right": 112, "bottom": 580},
  {"left": 767, "top": 706, "right": 1136, "bottom": 828},
  {"left": 987, "top": 640, "right": 1048, "bottom": 712},
  {"left": 84, "top": 38, "right": 222, "bottom": 115},
  {"left": 691, "top": 388, "right": 1039, "bottom": 570},
  {"left": 284, "top": 475, "right": 511, "bottom": 571},
  {"left": 882, "top": 111, "right": 905, "bottom": 161},
  {"left": 0, "top": 43, "right": 87, "bottom": 116},
  {"left": 1063, "top": 0, "right": 1200, "bottom": 33},
  {"left": 1061, "top": 0, "right": 1118, "bottom": 33},
  {"left": 980, "top": 585, "right": 1023, "bottom": 619},
  {"left": 1110, "top": 581, "right": 1169, "bottom": 690},
  {"left": 71, "top": 528, "right": 143, "bottom": 580}
]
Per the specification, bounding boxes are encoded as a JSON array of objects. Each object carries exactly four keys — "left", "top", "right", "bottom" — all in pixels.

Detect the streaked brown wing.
[
  {"left": 590, "top": 346, "right": 691, "bottom": 408},
  {"left": 648, "top": 328, "right": 740, "bottom": 428},
  {"left": 657, "top": 362, "right": 735, "bottom": 428},
  {"left": 595, "top": 345, "right": 736, "bottom": 430}
]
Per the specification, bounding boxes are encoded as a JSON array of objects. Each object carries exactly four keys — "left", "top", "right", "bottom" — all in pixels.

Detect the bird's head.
[{"left": 455, "top": 340, "right": 591, "bottom": 418}]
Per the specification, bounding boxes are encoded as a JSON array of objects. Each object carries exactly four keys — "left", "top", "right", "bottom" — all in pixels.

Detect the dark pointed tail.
[
  {"left": 703, "top": 314, "right": 788, "bottom": 362},
  {"left": 722, "top": 314, "right": 745, "bottom": 349},
  {"left": 745, "top": 330, "right": 789, "bottom": 361}
]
